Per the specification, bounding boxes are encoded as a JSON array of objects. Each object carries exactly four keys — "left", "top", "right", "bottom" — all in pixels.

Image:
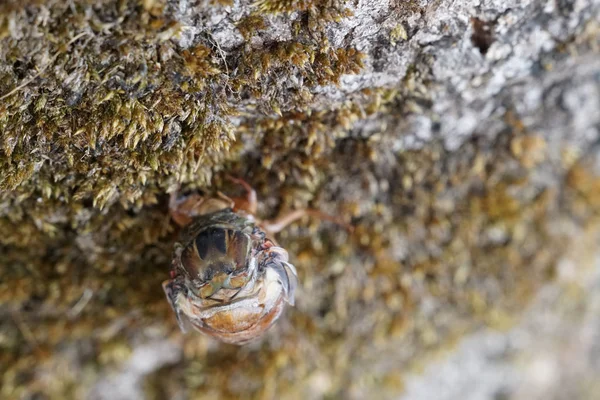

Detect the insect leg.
[
  {"left": 169, "top": 191, "right": 207, "bottom": 227},
  {"left": 260, "top": 209, "right": 353, "bottom": 234},
  {"left": 226, "top": 176, "right": 258, "bottom": 215}
]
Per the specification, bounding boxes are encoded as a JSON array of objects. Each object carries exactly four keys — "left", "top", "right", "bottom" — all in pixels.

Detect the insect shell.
[{"left": 163, "top": 191, "right": 298, "bottom": 345}]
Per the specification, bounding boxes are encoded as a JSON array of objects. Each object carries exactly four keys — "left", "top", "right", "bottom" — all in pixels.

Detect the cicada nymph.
[{"left": 163, "top": 177, "right": 349, "bottom": 345}]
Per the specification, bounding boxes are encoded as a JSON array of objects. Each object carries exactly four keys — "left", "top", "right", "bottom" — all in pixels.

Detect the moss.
[
  {"left": 1, "top": 0, "right": 599, "bottom": 399},
  {"left": 389, "top": 24, "right": 408, "bottom": 45},
  {"left": 236, "top": 15, "right": 267, "bottom": 40},
  {"left": 254, "top": 0, "right": 352, "bottom": 23}
]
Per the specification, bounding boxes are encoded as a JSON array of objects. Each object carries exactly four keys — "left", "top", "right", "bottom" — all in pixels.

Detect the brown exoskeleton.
[{"left": 163, "top": 177, "right": 349, "bottom": 345}]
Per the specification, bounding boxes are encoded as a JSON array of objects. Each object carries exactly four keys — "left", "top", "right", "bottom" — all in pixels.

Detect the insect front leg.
[
  {"left": 162, "top": 279, "right": 189, "bottom": 333},
  {"left": 226, "top": 176, "right": 258, "bottom": 215},
  {"left": 169, "top": 190, "right": 233, "bottom": 227},
  {"left": 259, "top": 209, "right": 353, "bottom": 235}
]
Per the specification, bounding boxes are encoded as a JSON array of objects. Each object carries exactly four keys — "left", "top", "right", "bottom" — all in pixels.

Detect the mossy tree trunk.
[{"left": 1, "top": 0, "right": 599, "bottom": 399}]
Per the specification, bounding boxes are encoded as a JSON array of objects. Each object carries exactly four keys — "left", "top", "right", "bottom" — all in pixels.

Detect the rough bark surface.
[{"left": 1, "top": 0, "right": 599, "bottom": 399}]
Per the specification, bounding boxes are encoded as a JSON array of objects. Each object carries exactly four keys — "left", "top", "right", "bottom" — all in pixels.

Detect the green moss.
[
  {"left": 389, "top": 24, "right": 408, "bottom": 45},
  {"left": 236, "top": 15, "right": 267, "bottom": 40},
  {"left": 254, "top": 0, "right": 352, "bottom": 20}
]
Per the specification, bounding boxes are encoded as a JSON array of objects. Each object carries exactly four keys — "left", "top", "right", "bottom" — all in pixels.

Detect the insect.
[{"left": 163, "top": 177, "right": 349, "bottom": 345}]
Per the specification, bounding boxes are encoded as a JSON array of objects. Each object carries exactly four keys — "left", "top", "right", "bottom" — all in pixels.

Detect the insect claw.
[
  {"left": 282, "top": 262, "right": 298, "bottom": 305},
  {"left": 175, "top": 311, "right": 189, "bottom": 333},
  {"left": 266, "top": 260, "right": 298, "bottom": 305}
]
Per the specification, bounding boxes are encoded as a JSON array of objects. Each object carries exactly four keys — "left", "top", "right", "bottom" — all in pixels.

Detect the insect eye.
[
  {"left": 203, "top": 269, "right": 214, "bottom": 281},
  {"left": 223, "top": 264, "right": 234, "bottom": 275}
]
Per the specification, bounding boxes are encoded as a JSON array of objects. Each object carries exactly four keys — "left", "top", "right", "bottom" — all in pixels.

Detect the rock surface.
[{"left": 1, "top": 0, "right": 599, "bottom": 399}]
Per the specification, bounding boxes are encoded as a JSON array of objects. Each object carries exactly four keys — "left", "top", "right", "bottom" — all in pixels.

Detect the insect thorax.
[{"left": 176, "top": 209, "right": 261, "bottom": 294}]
